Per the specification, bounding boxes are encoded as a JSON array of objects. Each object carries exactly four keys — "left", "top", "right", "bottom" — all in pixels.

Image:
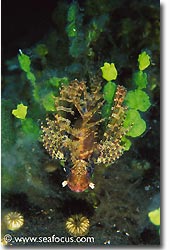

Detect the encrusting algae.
[
  {"left": 65, "top": 214, "right": 90, "bottom": 236},
  {"left": 41, "top": 79, "right": 131, "bottom": 192}
]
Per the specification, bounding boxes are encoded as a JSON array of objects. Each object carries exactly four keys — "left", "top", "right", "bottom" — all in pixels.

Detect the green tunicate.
[
  {"left": 103, "top": 81, "right": 116, "bottom": 103},
  {"left": 69, "top": 38, "right": 86, "bottom": 57},
  {"left": 35, "top": 44, "right": 48, "bottom": 57},
  {"left": 87, "top": 15, "right": 109, "bottom": 45},
  {"left": 125, "top": 89, "right": 151, "bottom": 112},
  {"left": 48, "top": 77, "right": 60, "bottom": 88},
  {"left": 121, "top": 136, "right": 132, "bottom": 151},
  {"left": 42, "top": 92, "right": 55, "bottom": 111},
  {"left": 26, "top": 72, "right": 36, "bottom": 85},
  {"left": 138, "top": 51, "right": 151, "bottom": 71},
  {"left": 48, "top": 77, "right": 69, "bottom": 87},
  {"left": 33, "top": 86, "right": 41, "bottom": 102},
  {"left": 101, "top": 62, "right": 118, "bottom": 81},
  {"left": 66, "top": 22, "right": 77, "bottom": 37},
  {"left": 102, "top": 103, "right": 112, "bottom": 119},
  {"left": 12, "top": 103, "right": 28, "bottom": 120},
  {"left": 148, "top": 207, "right": 160, "bottom": 226},
  {"left": 21, "top": 118, "right": 40, "bottom": 140},
  {"left": 18, "top": 52, "right": 36, "bottom": 86},
  {"left": 18, "top": 53, "right": 31, "bottom": 73},
  {"left": 67, "top": 2, "right": 78, "bottom": 22},
  {"left": 102, "top": 81, "right": 116, "bottom": 121},
  {"left": 124, "top": 109, "right": 146, "bottom": 137},
  {"left": 133, "top": 70, "right": 148, "bottom": 89}
]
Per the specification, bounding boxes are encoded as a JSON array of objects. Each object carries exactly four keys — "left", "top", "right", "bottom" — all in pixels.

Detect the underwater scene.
[{"left": 1, "top": 0, "right": 160, "bottom": 247}]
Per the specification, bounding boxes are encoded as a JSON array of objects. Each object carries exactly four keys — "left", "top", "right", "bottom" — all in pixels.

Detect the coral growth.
[
  {"left": 4, "top": 211, "right": 24, "bottom": 231},
  {"left": 65, "top": 214, "right": 90, "bottom": 236}
]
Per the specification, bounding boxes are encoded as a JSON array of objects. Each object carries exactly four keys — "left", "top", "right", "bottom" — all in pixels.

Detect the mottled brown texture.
[{"left": 41, "top": 80, "right": 130, "bottom": 192}]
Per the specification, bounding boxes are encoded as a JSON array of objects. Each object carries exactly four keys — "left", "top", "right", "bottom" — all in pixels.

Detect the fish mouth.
[{"left": 68, "top": 182, "right": 89, "bottom": 193}]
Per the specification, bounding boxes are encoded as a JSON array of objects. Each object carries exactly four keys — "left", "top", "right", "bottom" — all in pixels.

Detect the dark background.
[{"left": 2, "top": 0, "right": 58, "bottom": 59}]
